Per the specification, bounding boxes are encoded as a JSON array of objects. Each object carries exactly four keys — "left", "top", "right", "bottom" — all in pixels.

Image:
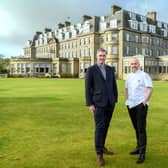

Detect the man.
[
  {"left": 125, "top": 57, "right": 153, "bottom": 164},
  {"left": 85, "top": 48, "right": 118, "bottom": 166}
]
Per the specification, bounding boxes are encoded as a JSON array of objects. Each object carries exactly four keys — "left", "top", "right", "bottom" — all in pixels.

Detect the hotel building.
[{"left": 10, "top": 5, "right": 168, "bottom": 80}]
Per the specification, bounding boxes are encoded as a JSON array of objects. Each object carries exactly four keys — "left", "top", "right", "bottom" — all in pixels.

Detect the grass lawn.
[{"left": 0, "top": 78, "right": 167, "bottom": 168}]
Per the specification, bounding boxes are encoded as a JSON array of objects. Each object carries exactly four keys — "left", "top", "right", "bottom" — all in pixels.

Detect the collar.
[
  {"left": 97, "top": 63, "right": 105, "bottom": 68},
  {"left": 132, "top": 69, "right": 141, "bottom": 74}
]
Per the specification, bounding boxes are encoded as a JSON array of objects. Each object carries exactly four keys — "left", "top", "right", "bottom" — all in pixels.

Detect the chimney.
[
  {"left": 111, "top": 5, "right": 122, "bottom": 15},
  {"left": 64, "top": 21, "right": 71, "bottom": 27},
  {"left": 58, "top": 23, "right": 65, "bottom": 29},
  {"left": 36, "top": 31, "right": 42, "bottom": 35},
  {"left": 44, "top": 28, "right": 52, "bottom": 33},
  {"left": 82, "top": 15, "right": 92, "bottom": 22},
  {"left": 147, "top": 11, "right": 157, "bottom": 21}
]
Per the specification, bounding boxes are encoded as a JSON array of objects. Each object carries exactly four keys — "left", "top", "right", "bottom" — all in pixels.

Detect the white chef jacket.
[{"left": 125, "top": 70, "right": 153, "bottom": 108}]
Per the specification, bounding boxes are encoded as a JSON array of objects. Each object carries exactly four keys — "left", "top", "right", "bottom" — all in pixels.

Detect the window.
[
  {"left": 156, "top": 39, "right": 160, "bottom": 46},
  {"left": 85, "top": 48, "right": 89, "bottom": 56},
  {"left": 84, "top": 64, "right": 90, "bottom": 73},
  {"left": 135, "top": 47, "right": 138, "bottom": 55},
  {"left": 141, "top": 15, "right": 146, "bottom": 23},
  {"left": 129, "top": 12, "right": 136, "bottom": 20},
  {"left": 149, "top": 25, "right": 156, "bottom": 33},
  {"left": 58, "top": 33, "right": 64, "bottom": 40},
  {"left": 142, "top": 48, "right": 146, "bottom": 55},
  {"left": 83, "top": 23, "right": 91, "bottom": 33},
  {"left": 112, "top": 62, "right": 117, "bottom": 73},
  {"left": 112, "top": 46, "right": 117, "bottom": 54},
  {"left": 139, "top": 23, "right": 148, "bottom": 32},
  {"left": 126, "top": 33, "right": 130, "bottom": 41},
  {"left": 80, "top": 49, "right": 84, "bottom": 57},
  {"left": 26, "top": 64, "right": 30, "bottom": 73},
  {"left": 124, "top": 66, "right": 128, "bottom": 73},
  {"left": 142, "top": 36, "right": 149, "bottom": 44},
  {"left": 126, "top": 46, "right": 129, "bottom": 55},
  {"left": 124, "top": 66, "right": 130, "bottom": 73},
  {"left": 85, "top": 38, "right": 88, "bottom": 44},
  {"left": 72, "top": 41, "right": 76, "bottom": 48},
  {"left": 61, "top": 63, "right": 66, "bottom": 73},
  {"left": 110, "top": 19, "right": 117, "bottom": 28},
  {"left": 135, "top": 35, "right": 139, "bottom": 43},
  {"left": 53, "top": 64, "right": 58, "bottom": 74},
  {"left": 67, "top": 63, "right": 72, "bottom": 73},
  {"left": 129, "top": 20, "right": 138, "bottom": 30},
  {"left": 81, "top": 39, "right": 84, "bottom": 45},
  {"left": 163, "top": 66, "right": 166, "bottom": 73},
  {"left": 107, "top": 34, "right": 111, "bottom": 41},
  {"left": 100, "top": 22, "right": 107, "bottom": 31},
  {"left": 149, "top": 38, "right": 152, "bottom": 45},
  {"left": 157, "top": 21, "right": 162, "bottom": 28},
  {"left": 112, "top": 34, "right": 117, "bottom": 41},
  {"left": 80, "top": 63, "right": 84, "bottom": 73},
  {"left": 89, "top": 37, "right": 93, "bottom": 43},
  {"left": 159, "top": 66, "right": 162, "bottom": 73},
  {"left": 124, "top": 66, "right": 127, "bottom": 73},
  {"left": 72, "top": 30, "right": 77, "bottom": 38},
  {"left": 149, "top": 49, "right": 153, "bottom": 56}
]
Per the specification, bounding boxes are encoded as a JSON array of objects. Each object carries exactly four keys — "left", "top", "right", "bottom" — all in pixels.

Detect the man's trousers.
[
  {"left": 127, "top": 103, "right": 148, "bottom": 154},
  {"left": 94, "top": 105, "right": 115, "bottom": 155}
]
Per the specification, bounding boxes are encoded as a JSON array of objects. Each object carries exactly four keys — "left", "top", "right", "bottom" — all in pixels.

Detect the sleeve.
[
  {"left": 125, "top": 75, "right": 128, "bottom": 89},
  {"left": 85, "top": 67, "right": 93, "bottom": 106},
  {"left": 144, "top": 73, "right": 153, "bottom": 88},
  {"left": 112, "top": 69, "right": 118, "bottom": 102}
]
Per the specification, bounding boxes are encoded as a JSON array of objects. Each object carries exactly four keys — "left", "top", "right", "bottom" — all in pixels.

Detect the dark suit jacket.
[{"left": 85, "top": 64, "right": 118, "bottom": 107}]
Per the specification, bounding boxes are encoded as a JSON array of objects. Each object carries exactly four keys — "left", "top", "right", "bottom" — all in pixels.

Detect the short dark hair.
[{"left": 97, "top": 48, "right": 107, "bottom": 55}]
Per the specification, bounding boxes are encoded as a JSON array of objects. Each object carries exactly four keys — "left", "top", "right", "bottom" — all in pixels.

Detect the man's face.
[
  {"left": 97, "top": 51, "right": 106, "bottom": 65},
  {"left": 130, "top": 58, "right": 140, "bottom": 72}
]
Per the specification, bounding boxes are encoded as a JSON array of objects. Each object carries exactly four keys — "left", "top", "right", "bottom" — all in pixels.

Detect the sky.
[{"left": 0, "top": 0, "right": 168, "bottom": 58}]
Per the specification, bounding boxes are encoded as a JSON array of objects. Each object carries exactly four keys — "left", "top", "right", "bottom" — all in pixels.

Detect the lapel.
[{"left": 105, "top": 65, "right": 110, "bottom": 81}]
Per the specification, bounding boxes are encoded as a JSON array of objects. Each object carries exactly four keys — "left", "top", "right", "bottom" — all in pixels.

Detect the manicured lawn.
[{"left": 0, "top": 78, "right": 167, "bottom": 168}]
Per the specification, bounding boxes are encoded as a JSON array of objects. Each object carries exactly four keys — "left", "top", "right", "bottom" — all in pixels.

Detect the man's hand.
[
  {"left": 89, "top": 105, "right": 95, "bottom": 113},
  {"left": 143, "top": 87, "right": 153, "bottom": 106},
  {"left": 143, "top": 101, "right": 147, "bottom": 106}
]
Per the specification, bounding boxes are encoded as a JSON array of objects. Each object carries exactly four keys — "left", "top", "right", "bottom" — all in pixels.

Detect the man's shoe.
[
  {"left": 97, "top": 154, "right": 105, "bottom": 166},
  {"left": 103, "top": 147, "right": 114, "bottom": 155},
  {"left": 129, "top": 148, "right": 139, "bottom": 155},
  {"left": 136, "top": 154, "right": 145, "bottom": 164}
]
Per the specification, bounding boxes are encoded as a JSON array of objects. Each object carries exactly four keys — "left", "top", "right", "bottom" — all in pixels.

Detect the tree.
[{"left": 0, "top": 54, "right": 10, "bottom": 73}]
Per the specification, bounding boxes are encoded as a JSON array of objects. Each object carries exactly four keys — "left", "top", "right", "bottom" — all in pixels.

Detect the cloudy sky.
[{"left": 0, "top": 0, "right": 167, "bottom": 57}]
